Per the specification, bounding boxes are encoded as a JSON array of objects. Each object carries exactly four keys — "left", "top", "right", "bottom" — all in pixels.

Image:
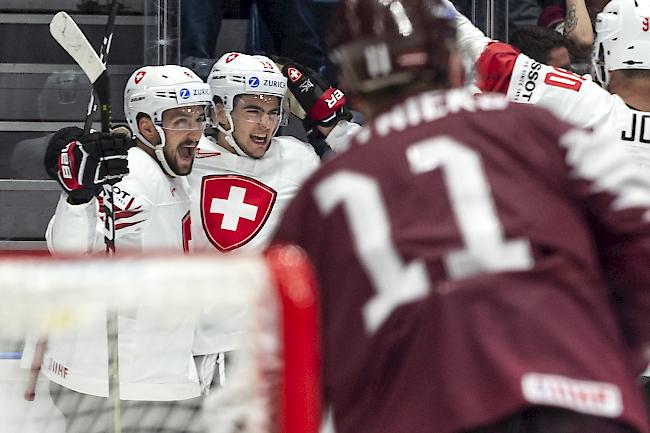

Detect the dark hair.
[
  {"left": 619, "top": 69, "right": 650, "bottom": 79},
  {"left": 509, "top": 25, "right": 567, "bottom": 64}
]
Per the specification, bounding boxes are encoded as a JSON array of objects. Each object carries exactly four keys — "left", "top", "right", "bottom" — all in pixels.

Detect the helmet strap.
[
  {"left": 153, "top": 125, "right": 179, "bottom": 177},
  {"left": 216, "top": 111, "right": 249, "bottom": 157},
  {"left": 134, "top": 125, "right": 178, "bottom": 177}
]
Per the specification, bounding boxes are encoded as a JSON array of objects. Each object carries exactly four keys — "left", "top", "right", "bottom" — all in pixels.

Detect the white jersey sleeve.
[
  {"left": 45, "top": 195, "right": 104, "bottom": 254},
  {"left": 443, "top": 0, "right": 491, "bottom": 65},
  {"left": 476, "top": 41, "right": 650, "bottom": 169},
  {"left": 504, "top": 52, "right": 615, "bottom": 130},
  {"left": 325, "top": 119, "right": 362, "bottom": 153},
  {"left": 45, "top": 147, "right": 190, "bottom": 254}
]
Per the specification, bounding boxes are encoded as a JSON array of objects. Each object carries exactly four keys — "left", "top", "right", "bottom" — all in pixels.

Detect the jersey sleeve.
[
  {"left": 325, "top": 120, "right": 362, "bottom": 153},
  {"left": 108, "top": 179, "right": 153, "bottom": 252},
  {"left": 45, "top": 193, "right": 104, "bottom": 254},
  {"left": 444, "top": 0, "right": 491, "bottom": 66},
  {"left": 477, "top": 42, "right": 616, "bottom": 130},
  {"left": 561, "top": 125, "right": 650, "bottom": 356},
  {"left": 45, "top": 177, "right": 154, "bottom": 254}
]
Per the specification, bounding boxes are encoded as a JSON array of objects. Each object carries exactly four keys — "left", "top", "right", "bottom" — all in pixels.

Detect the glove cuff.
[{"left": 44, "top": 126, "right": 84, "bottom": 181}]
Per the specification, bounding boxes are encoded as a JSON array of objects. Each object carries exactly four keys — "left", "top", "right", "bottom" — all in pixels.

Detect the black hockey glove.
[
  {"left": 44, "top": 126, "right": 134, "bottom": 204},
  {"left": 280, "top": 62, "right": 352, "bottom": 140}
]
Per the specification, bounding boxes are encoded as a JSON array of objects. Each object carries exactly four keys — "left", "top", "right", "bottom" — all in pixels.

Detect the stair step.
[
  {"left": 0, "top": 180, "right": 60, "bottom": 241},
  {"left": 0, "top": 0, "right": 144, "bottom": 14},
  {"left": 0, "top": 14, "right": 144, "bottom": 65},
  {"left": 0, "top": 65, "right": 132, "bottom": 122}
]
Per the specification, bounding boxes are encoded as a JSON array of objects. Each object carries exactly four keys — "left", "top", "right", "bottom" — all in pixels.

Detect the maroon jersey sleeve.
[{"left": 271, "top": 90, "right": 650, "bottom": 433}]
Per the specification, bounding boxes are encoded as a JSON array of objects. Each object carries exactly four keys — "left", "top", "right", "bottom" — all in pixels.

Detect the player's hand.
[
  {"left": 280, "top": 62, "right": 352, "bottom": 138},
  {"left": 44, "top": 126, "right": 135, "bottom": 204}
]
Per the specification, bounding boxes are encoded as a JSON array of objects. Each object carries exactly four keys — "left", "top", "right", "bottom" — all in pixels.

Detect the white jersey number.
[{"left": 314, "top": 137, "right": 533, "bottom": 334}]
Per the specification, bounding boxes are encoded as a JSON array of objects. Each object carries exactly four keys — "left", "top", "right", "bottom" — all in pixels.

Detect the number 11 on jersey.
[{"left": 314, "top": 136, "right": 534, "bottom": 334}]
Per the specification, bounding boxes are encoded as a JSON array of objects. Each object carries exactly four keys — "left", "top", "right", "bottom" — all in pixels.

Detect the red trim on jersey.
[
  {"left": 476, "top": 41, "right": 520, "bottom": 94},
  {"left": 115, "top": 209, "right": 143, "bottom": 220},
  {"left": 115, "top": 220, "right": 145, "bottom": 230}
]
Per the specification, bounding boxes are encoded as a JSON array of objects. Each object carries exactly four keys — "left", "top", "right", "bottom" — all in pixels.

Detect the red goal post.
[{"left": 0, "top": 245, "right": 321, "bottom": 433}]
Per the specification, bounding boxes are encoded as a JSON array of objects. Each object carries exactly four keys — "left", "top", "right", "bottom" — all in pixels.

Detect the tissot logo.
[
  {"left": 179, "top": 88, "right": 190, "bottom": 99},
  {"left": 248, "top": 77, "right": 260, "bottom": 88}
]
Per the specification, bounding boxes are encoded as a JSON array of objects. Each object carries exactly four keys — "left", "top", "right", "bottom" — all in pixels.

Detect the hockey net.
[{"left": 0, "top": 245, "right": 320, "bottom": 433}]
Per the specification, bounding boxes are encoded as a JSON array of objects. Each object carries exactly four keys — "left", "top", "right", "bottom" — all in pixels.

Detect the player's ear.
[
  {"left": 214, "top": 102, "right": 230, "bottom": 129},
  {"left": 137, "top": 115, "right": 159, "bottom": 144}
]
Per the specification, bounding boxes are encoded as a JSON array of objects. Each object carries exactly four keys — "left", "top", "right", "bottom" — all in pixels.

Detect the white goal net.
[{"left": 0, "top": 246, "right": 320, "bottom": 433}]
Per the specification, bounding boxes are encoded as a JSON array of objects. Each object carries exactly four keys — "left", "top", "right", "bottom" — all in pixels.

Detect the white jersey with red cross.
[{"left": 186, "top": 134, "right": 320, "bottom": 253}]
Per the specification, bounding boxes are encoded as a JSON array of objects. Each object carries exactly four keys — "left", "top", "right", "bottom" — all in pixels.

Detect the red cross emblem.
[
  {"left": 200, "top": 175, "right": 276, "bottom": 252},
  {"left": 225, "top": 53, "right": 240, "bottom": 63},
  {"left": 134, "top": 70, "right": 146, "bottom": 84},
  {"left": 287, "top": 67, "right": 302, "bottom": 82}
]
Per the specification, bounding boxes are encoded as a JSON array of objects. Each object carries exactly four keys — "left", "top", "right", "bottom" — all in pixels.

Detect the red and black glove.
[
  {"left": 281, "top": 62, "right": 352, "bottom": 138},
  {"left": 44, "top": 126, "right": 134, "bottom": 204}
]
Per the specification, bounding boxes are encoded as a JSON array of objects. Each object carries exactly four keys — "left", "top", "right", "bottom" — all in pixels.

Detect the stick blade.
[{"left": 50, "top": 11, "right": 106, "bottom": 83}]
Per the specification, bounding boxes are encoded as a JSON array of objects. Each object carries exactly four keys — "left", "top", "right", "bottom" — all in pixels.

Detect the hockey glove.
[
  {"left": 281, "top": 62, "right": 352, "bottom": 139},
  {"left": 44, "top": 126, "right": 134, "bottom": 204}
]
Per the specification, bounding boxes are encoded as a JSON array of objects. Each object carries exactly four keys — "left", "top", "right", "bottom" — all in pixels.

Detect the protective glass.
[{"left": 160, "top": 104, "right": 210, "bottom": 132}]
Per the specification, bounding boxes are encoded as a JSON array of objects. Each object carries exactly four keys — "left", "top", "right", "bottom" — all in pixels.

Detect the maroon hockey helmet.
[{"left": 328, "top": 0, "right": 457, "bottom": 95}]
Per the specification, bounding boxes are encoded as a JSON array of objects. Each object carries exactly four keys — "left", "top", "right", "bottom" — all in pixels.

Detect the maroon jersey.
[{"left": 271, "top": 89, "right": 650, "bottom": 433}]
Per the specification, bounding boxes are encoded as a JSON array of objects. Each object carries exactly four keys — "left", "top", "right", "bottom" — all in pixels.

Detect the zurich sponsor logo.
[
  {"left": 248, "top": 77, "right": 260, "bottom": 88},
  {"left": 179, "top": 88, "right": 191, "bottom": 99}
]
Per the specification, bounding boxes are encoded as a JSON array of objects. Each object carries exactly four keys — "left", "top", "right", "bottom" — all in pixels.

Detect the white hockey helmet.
[
  {"left": 592, "top": 0, "right": 650, "bottom": 86},
  {"left": 207, "top": 52, "right": 288, "bottom": 156},
  {"left": 124, "top": 65, "right": 212, "bottom": 176}
]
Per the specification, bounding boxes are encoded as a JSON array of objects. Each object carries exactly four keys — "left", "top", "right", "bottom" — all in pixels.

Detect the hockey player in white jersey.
[
  {"left": 46, "top": 65, "right": 212, "bottom": 253},
  {"left": 445, "top": 0, "right": 650, "bottom": 168},
  {"left": 187, "top": 52, "right": 360, "bottom": 253},
  {"left": 40, "top": 65, "right": 214, "bottom": 433}
]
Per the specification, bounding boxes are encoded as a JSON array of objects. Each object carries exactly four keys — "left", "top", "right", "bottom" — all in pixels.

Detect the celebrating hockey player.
[
  {"left": 446, "top": 0, "right": 650, "bottom": 169},
  {"left": 271, "top": 0, "right": 650, "bottom": 433},
  {"left": 41, "top": 65, "right": 215, "bottom": 433},
  {"left": 187, "top": 52, "right": 360, "bottom": 253},
  {"left": 46, "top": 65, "right": 212, "bottom": 253}
]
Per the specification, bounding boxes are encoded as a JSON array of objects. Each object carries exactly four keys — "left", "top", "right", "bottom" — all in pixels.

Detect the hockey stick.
[
  {"left": 50, "top": 7, "right": 118, "bottom": 255},
  {"left": 49, "top": 6, "right": 123, "bottom": 433}
]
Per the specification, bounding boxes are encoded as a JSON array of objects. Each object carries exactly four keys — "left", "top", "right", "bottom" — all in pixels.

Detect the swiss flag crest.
[
  {"left": 201, "top": 175, "right": 276, "bottom": 252},
  {"left": 225, "top": 53, "right": 239, "bottom": 63},
  {"left": 134, "top": 70, "right": 146, "bottom": 84},
  {"left": 287, "top": 67, "right": 302, "bottom": 82}
]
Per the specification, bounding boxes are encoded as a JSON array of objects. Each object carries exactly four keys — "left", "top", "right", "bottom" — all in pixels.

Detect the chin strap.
[
  {"left": 134, "top": 126, "right": 178, "bottom": 177},
  {"left": 217, "top": 112, "right": 248, "bottom": 157}
]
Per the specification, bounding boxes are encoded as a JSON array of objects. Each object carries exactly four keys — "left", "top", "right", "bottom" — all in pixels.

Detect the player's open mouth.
[
  {"left": 178, "top": 144, "right": 196, "bottom": 160},
  {"left": 251, "top": 134, "right": 268, "bottom": 145}
]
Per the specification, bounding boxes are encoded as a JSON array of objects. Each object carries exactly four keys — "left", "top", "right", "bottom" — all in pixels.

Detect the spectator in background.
[
  {"left": 181, "top": 0, "right": 326, "bottom": 80},
  {"left": 537, "top": 0, "right": 594, "bottom": 59},
  {"left": 510, "top": 26, "right": 572, "bottom": 70},
  {"left": 510, "top": 0, "right": 543, "bottom": 29}
]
